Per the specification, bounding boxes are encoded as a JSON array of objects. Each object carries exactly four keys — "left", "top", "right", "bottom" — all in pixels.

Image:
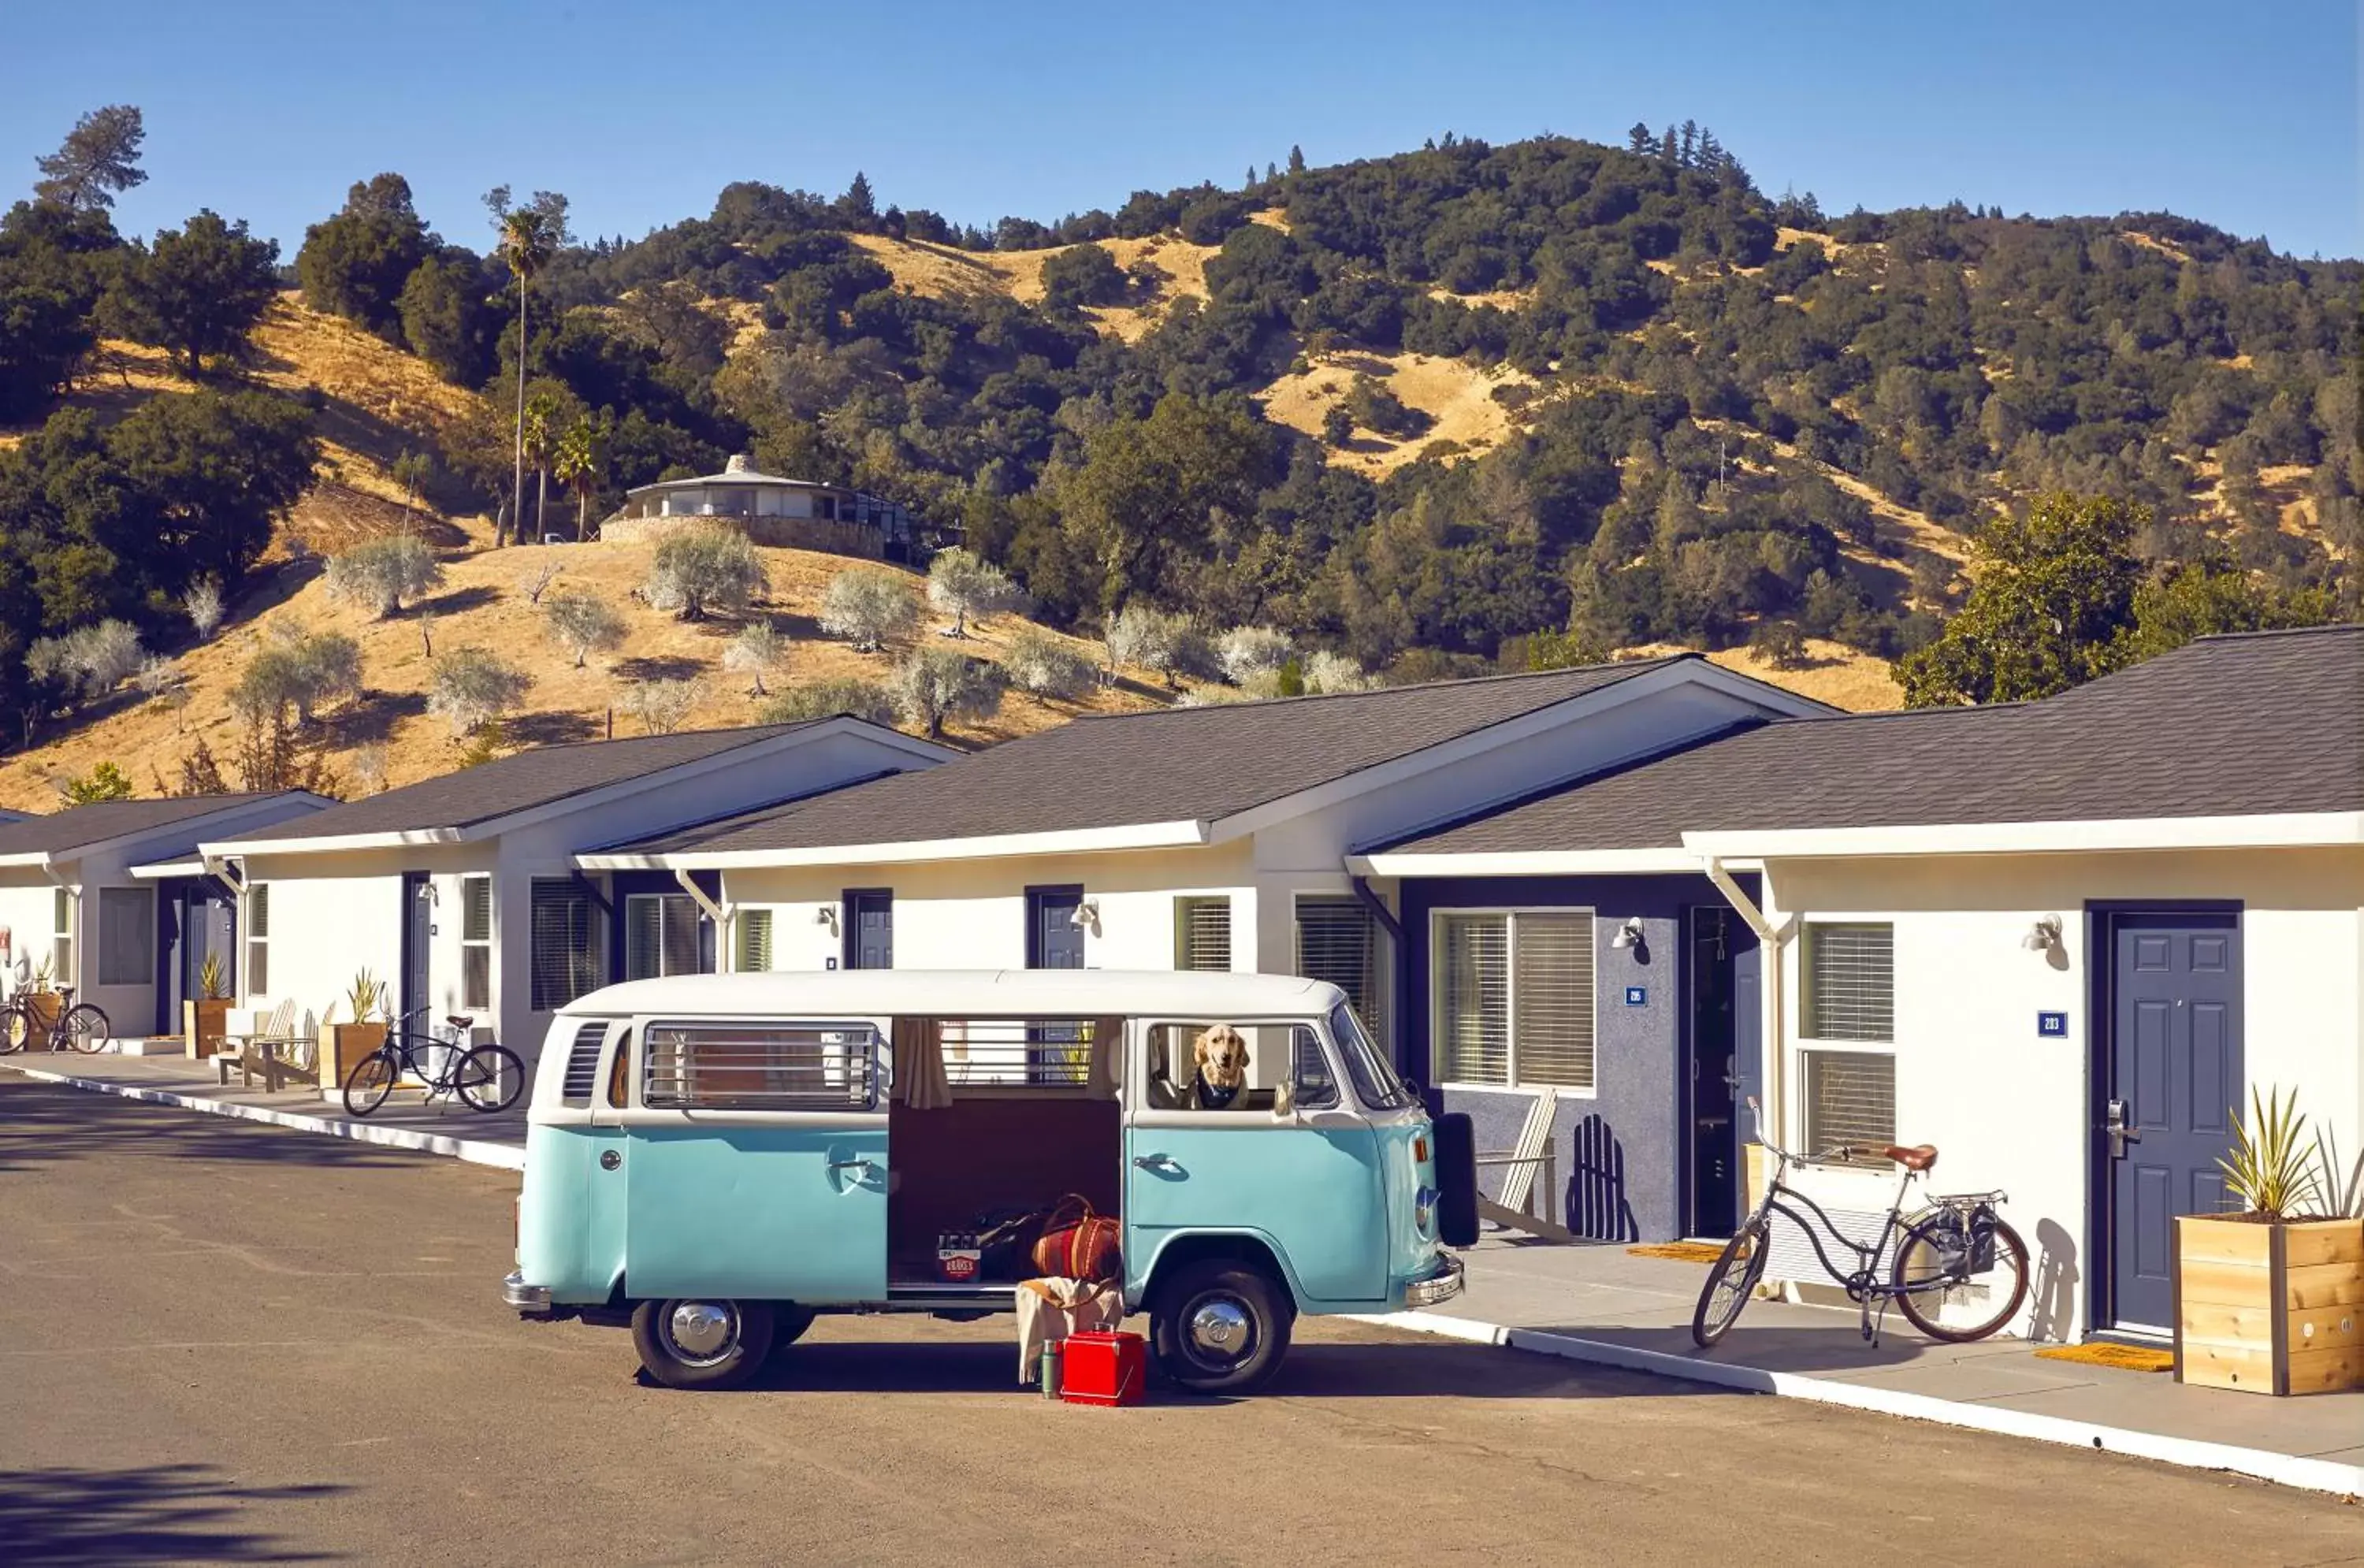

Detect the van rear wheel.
[
  {"left": 1150, "top": 1260, "right": 1292, "bottom": 1395},
  {"left": 631, "top": 1299, "right": 774, "bottom": 1390}
]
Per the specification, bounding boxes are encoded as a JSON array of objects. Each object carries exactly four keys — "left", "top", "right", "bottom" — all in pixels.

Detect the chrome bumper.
[
  {"left": 503, "top": 1269, "right": 554, "bottom": 1316},
  {"left": 1403, "top": 1254, "right": 1465, "bottom": 1309}
]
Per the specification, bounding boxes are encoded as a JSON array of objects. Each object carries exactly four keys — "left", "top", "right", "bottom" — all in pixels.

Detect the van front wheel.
[
  {"left": 1150, "top": 1261, "right": 1292, "bottom": 1395},
  {"left": 631, "top": 1299, "right": 774, "bottom": 1390}
]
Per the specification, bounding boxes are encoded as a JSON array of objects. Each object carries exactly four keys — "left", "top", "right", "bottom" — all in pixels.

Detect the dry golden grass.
[
  {"left": 848, "top": 226, "right": 1247, "bottom": 344},
  {"left": 1258, "top": 350, "right": 1537, "bottom": 475},
  {"left": 2121, "top": 231, "right": 2195, "bottom": 266},
  {"left": 0, "top": 540, "right": 1167, "bottom": 812},
  {"left": 1426, "top": 284, "right": 1532, "bottom": 313},
  {"left": 1622, "top": 637, "right": 1903, "bottom": 712}
]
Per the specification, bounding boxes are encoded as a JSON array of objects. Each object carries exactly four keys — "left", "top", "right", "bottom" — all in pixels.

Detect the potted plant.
[
  {"left": 2174, "top": 1087, "right": 2364, "bottom": 1395},
  {"left": 23, "top": 957, "right": 61, "bottom": 1037},
  {"left": 182, "top": 952, "right": 234, "bottom": 1059},
  {"left": 318, "top": 968, "right": 388, "bottom": 1085}
]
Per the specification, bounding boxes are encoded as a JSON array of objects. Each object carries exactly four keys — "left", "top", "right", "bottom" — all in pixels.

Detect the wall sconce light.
[
  {"left": 2022, "top": 914, "right": 2063, "bottom": 953},
  {"left": 1069, "top": 898, "right": 1101, "bottom": 935},
  {"left": 1610, "top": 916, "right": 1646, "bottom": 952},
  {"left": 816, "top": 905, "right": 838, "bottom": 935}
]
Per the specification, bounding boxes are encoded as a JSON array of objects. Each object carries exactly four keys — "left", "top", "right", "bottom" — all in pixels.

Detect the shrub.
[
  {"left": 756, "top": 676, "right": 896, "bottom": 726},
  {"left": 136, "top": 656, "right": 190, "bottom": 711},
  {"left": 1217, "top": 626, "right": 1294, "bottom": 686},
  {"left": 351, "top": 743, "right": 388, "bottom": 796},
  {"left": 1106, "top": 604, "right": 1215, "bottom": 689},
  {"left": 27, "top": 619, "right": 144, "bottom": 703},
  {"left": 618, "top": 677, "right": 704, "bottom": 736},
  {"left": 184, "top": 578, "right": 225, "bottom": 641},
  {"left": 1002, "top": 626, "right": 1095, "bottom": 699},
  {"left": 60, "top": 761, "right": 135, "bottom": 804},
  {"left": 324, "top": 535, "right": 443, "bottom": 619},
  {"left": 925, "top": 548, "right": 1022, "bottom": 637},
  {"left": 1748, "top": 619, "right": 1811, "bottom": 671},
  {"left": 889, "top": 648, "right": 1006, "bottom": 738},
  {"left": 722, "top": 620, "right": 786, "bottom": 695},
  {"left": 1344, "top": 373, "right": 1433, "bottom": 440},
  {"left": 427, "top": 645, "right": 530, "bottom": 734},
  {"left": 820, "top": 568, "right": 920, "bottom": 652},
  {"left": 647, "top": 522, "right": 766, "bottom": 621},
  {"left": 1302, "top": 649, "right": 1374, "bottom": 693},
  {"left": 542, "top": 590, "right": 626, "bottom": 668},
  {"left": 1039, "top": 243, "right": 1129, "bottom": 312}
]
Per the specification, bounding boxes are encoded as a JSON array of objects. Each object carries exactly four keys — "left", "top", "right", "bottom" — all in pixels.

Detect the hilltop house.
[
  {"left": 599, "top": 455, "right": 917, "bottom": 563},
  {"left": 0, "top": 793, "right": 332, "bottom": 1039},
  {"left": 1355, "top": 626, "right": 2363, "bottom": 1340},
  {"left": 186, "top": 719, "right": 950, "bottom": 1072}
]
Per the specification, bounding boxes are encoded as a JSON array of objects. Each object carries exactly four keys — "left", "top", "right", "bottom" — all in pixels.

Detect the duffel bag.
[{"left": 1031, "top": 1193, "right": 1123, "bottom": 1282}]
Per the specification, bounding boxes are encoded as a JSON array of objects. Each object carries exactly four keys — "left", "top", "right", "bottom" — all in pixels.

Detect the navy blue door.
[
  {"left": 1685, "top": 906, "right": 1761, "bottom": 1238},
  {"left": 845, "top": 890, "right": 893, "bottom": 970},
  {"left": 400, "top": 873, "right": 433, "bottom": 1025},
  {"left": 2102, "top": 909, "right": 2242, "bottom": 1333},
  {"left": 1026, "top": 886, "right": 1084, "bottom": 970}
]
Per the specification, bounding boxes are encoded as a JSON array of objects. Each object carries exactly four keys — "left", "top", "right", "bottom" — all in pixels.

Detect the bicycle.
[
  {"left": 0, "top": 986, "right": 112, "bottom": 1055},
  {"left": 1692, "top": 1096, "right": 2029, "bottom": 1349},
  {"left": 341, "top": 1006, "right": 525, "bottom": 1118}
]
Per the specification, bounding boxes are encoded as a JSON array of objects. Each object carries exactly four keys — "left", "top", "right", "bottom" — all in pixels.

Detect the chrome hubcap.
[
  {"left": 1187, "top": 1298, "right": 1252, "bottom": 1361},
  {"left": 666, "top": 1300, "right": 738, "bottom": 1365}
]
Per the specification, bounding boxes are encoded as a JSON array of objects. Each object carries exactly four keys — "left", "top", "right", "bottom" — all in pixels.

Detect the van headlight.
[{"left": 1414, "top": 1185, "right": 1438, "bottom": 1239}]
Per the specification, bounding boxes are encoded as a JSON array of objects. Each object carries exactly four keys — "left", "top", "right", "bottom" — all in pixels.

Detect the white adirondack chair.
[{"left": 1475, "top": 1091, "right": 1574, "bottom": 1243}]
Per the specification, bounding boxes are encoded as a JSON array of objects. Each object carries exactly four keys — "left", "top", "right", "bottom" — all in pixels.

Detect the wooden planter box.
[
  {"left": 184, "top": 998, "right": 232, "bottom": 1060},
  {"left": 2175, "top": 1214, "right": 2364, "bottom": 1395},
  {"left": 318, "top": 1021, "right": 386, "bottom": 1087},
  {"left": 23, "top": 991, "right": 60, "bottom": 1036}
]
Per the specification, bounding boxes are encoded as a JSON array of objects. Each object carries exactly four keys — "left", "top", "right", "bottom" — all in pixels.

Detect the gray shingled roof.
[
  {"left": 211, "top": 724, "right": 816, "bottom": 845},
  {"left": 608, "top": 660, "right": 1682, "bottom": 857},
  {"left": 1377, "top": 626, "right": 2364, "bottom": 854},
  {"left": 0, "top": 793, "right": 303, "bottom": 860}
]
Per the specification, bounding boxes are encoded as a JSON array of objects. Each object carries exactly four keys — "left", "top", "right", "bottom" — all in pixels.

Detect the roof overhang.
[
  {"left": 0, "top": 852, "right": 54, "bottom": 870},
  {"left": 578, "top": 818, "right": 1212, "bottom": 871},
  {"left": 1348, "top": 847, "right": 1709, "bottom": 878},
  {"left": 202, "top": 827, "right": 466, "bottom": 859},
  {"left": 128, "top": 857, "right": 208, "bottom": 879},
  {"left": 1683, "top": 811, "right": 2364, "bottom": 860}
]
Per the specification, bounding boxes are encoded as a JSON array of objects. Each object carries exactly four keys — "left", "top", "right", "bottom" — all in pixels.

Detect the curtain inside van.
[{"left": 893, "top": 1016, "right": 951, "bottom": 1109}]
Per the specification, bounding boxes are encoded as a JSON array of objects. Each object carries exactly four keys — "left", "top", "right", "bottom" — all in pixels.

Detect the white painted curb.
[
  {"left": 1, "top": 1062, "right": 525, "bottom": 1172},
  {"left": 1346, "top": 1310, "right": 2364, "bottom": 1499}
]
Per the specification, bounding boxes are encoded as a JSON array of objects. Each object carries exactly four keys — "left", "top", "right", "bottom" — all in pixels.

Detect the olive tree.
[
  {"left": 184, "top": 578, "right": 225, "bottom": 641},
  {"left": 820, "top": 568, "right": 920, "bottom": 652},
  {"left": 756, "top": 676, "right": 896, "bottom": 726},
  {"left": 1217, "top": 625, "right": 1293, "bottom": 686},
  {"left": 428, "top": 645, "right": 530, "bottom": 734},
  {"left": 723, "top": 620, "right": 787, "bottom": 695},
  {"left": 1002, "top": 626, "right": 1095, "bottom": 699},
  {"left": 925, "top": 547, "right": 1022, "bottom": 637},
  {"left": 542, "top": 589, "right": 626, "bottom": 668},
  {"left": 325, "top": 534, "right": 444, "bottom": 619},
  {"left": 1105, "top": 604, "right": 1214, "bottom": 689},
  {"left": 619, "top": 677, "right": 704, "bottom": 736},
  {"left": 26, "top": 619, "right": 144, "bottom": 703},
  {"left": 1302, "top": 648, "right": 1374, "bottom": 693},
  {"left": 228, "top": 630, "right": 362, "bottom": 726},
  {"left": 646, "top": 522, "right": 767, "bottom": 621},
  {"left": 889, "top": 648, "right": 1006, "bottom": 739}
]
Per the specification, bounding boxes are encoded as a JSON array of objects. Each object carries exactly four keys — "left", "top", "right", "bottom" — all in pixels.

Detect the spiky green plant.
[
  {"left": 2216, "top": 1086, "right": 2321, "bottom": 1221},
  {"left": 345, "top": 968, "right": 382, "bottom": 1025},
  {"left": 2312, "top": 1128, "right": 2363, "bottom": 1221},
  {"left": 197, "top": 950, "right": 229, "bottom": 1001}
]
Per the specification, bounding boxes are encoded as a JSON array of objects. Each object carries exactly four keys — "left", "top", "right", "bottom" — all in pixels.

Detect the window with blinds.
[
  {"left": 626, "top": 894, "right": 703, "bottom": 981},
  {"left": 245, "top": 884, "right": 268, "bottom": 995},
  {"left": 735, "top": 908, "right": 775, "bottom": 972},
  {"left": 1804, "top": 923, "right": 1894, "bottom": 1042},
  {"left": 1175, "top": 897, "right": 1232, "bottom": 972},
  {"left": 51, "top": 886, "right": 74, "bottom": 987},
  {"left": 1295, "top": 897, "right": 1388, "bottom": 1046},
  {"left": 460, "top": 875, "right": 493, "bottom": 1010},
  {"left": 96, "top": 887, "right": 154, "bottom": 985},
  {"left": 1433, "top": 909, "right": 1596, "bottom": 1090},
  {"left": 530, "top": 880, "right": 600, "bottom": 1013},
  {"left": 1803, "top": 1049, "right": 1897, "bottom": 1162}
]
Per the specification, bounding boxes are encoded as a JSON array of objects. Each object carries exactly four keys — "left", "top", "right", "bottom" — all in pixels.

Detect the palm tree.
[
  {"left": 495, "top": 202, "right": 563, "bottom": 548},
  {"left": 552, "top": 414, "right": 607, "bottom": 541},
  {"left": 521, "top": 391, "right": 559, "bottom": 541}
]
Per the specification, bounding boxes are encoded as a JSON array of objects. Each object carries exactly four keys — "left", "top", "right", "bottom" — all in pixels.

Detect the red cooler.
[{"left": 1059, "top": 1330, "right": 1147, "bottom": 1406}]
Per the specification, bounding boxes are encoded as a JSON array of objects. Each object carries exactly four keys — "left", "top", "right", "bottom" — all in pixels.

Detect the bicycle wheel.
[
  {"left": 342, "top": 1049, "right": 400, "bottom": 1118},
  {"left": 455, "top": 1044, "right": 524, "bottom": 1113},
  {"left": 58, "top": 1003, "right": 111, "bottom": 1054},
  {"left": 1692, "top": 1217, "right": 1771, "bottom": 1348},
  {"left": 1893, "top": 1213, "right": 2030, "bottom": 1343},
  {"left": 0, "top": 1001, "right": 25, "bottom": 1054}
]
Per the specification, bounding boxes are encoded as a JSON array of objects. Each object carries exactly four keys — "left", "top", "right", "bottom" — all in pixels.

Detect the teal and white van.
[{"left": 504, "top": 970, "right": 1474, "bottom": 1392}]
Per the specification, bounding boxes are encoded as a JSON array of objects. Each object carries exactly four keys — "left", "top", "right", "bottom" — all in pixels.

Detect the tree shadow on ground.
[
  {"left": 610, "top": 655, "right": 707, "bottom": 683},
  {"left": 0, "top": 1462, "right": 344, "bottom": 1563},
  {"left": 323, "top": 690, "right": 428, "bottom": 748},
  {"left": 504, "top": 710, "right": 600, "bottom": 748},
  {"left": 0, "top": 1078, "right": 441, "bottom": 1173},
  {"left": 409, "top": 584, "right": 502, "bottom": 618}
]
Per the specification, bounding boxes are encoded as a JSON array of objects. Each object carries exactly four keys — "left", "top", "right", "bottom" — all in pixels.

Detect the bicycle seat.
[
  {"left": 444, "top": 1014, "right": 474, "bottom": 1031},
  {"left": 1883, "top": 1143, "right": 1938, "bottom": 1172}
]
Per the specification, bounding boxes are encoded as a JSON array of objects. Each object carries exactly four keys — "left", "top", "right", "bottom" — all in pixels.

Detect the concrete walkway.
[
  {"left": 0, "top": 1048, "right": 526, "bottom": 1169},
  {"left": 1362, "top": 1234, "right": 2363, "bottom": 1496}
]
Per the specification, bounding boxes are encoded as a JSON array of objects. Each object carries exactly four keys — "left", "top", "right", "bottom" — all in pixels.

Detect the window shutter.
[
  {"left": 1436, "top": 914, "right": 1509, "bottom": 1085},
  {"left": 1512, "top": 912, "right": 1594, "bottom": 1089},
  {"left": 1804, "top": 1049, "right": 1897, "bottom": 1159},
  {"left": 663, "top": 897, "right": 702, "bottom": 976},
  {"left": 530, "top": 882, "right": 599, "bottom": 1013},
  {"left": 1295, "top": 897, "right": 1387, "bottom": 1045},
  {"left": 625, "top": 897, "right": 660, "bottom": 981},
  {"left": 1176, "top": 897, "right": 1231, "bottom": 972},
  {"left": 246, "top": 885, "right": 269, "bottom": 995},
  {"left": 462, "top": 877, "right": 492, "bottom": 942},
  {"left": 1805, "top": 923, "right": 1894, "bottom": 1042},
  {"left": 97, "top": 888, "right": 155, "bottom": 987},
  {"left": 736, "top": 909, "right": 774, "bottom": 972}
]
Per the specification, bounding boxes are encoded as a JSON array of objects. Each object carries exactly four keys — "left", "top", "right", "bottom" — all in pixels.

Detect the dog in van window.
[{"left": 1183, "top": 1024, "right": 1252, "bottom": 1110}]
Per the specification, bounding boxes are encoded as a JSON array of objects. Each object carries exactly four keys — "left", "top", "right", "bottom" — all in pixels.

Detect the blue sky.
[{"left": 6, "top": 1, "right": 2357, "bottom": 260}]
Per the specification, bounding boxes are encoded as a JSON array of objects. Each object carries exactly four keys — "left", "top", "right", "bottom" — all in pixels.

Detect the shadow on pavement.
[
  {"left": 0, "top": 1463, "right": 343, "bottom": 1564},
  {"left": 0, "top": 1079, "right": 441, "bottom": 1172},
  {"left": 1511, "top": 1316, "right": 1946, "bottom": 1376}
]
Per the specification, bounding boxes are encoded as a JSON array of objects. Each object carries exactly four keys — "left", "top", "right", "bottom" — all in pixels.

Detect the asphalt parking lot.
[{"left": 2, "top": 1077, "right": 2355, "bottom": 1566}]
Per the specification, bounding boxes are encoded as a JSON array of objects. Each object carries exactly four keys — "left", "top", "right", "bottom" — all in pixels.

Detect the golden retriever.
[{"left": 1188, "top": 1024, "right": 1252, "bottom": 1110}]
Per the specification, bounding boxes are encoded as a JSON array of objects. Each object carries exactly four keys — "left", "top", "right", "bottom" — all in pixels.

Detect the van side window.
[
  {"left": 605, "top": 1027, "right": 631, "bottom": 1109},
  {"left": 643, "top": 1020, "right": 879, "bottom": 1111},
  {"left": 1144, "top": 1022, "right": 1337, "bottom": 1113}
]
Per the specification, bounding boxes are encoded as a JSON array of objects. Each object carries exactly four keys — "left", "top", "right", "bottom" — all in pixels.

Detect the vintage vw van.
[{"left": 503, "top": 970, "right": 1474, "bottom": 1392}]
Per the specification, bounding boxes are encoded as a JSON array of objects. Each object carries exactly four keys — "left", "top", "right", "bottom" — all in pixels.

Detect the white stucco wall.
[{"left": 1756, "top": 844, "right": 2364, "bottom": 1340}]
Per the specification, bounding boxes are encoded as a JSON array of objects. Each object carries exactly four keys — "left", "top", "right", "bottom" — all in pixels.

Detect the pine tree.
[
  {"left": 1246, "top": 165, "right": 1258, "bottom": 190},
  {"left": 1627, "top": 122, "right": 1653, "bottom": 154},
  {"left": 34, "top": 104, "right": 147, "bottom": 211},
  {"left": 1696, "top": 128, "right": 1723, "bottom": 173},
  {"left": 841, "top": 170, "right": 877, "bottom": 226},
  {"left": 1678, "top": 120, "right": 1698, "bottom": 166},
  {"left": 1265, "top": 161, "right": 1277, "bottom": 183},
  {"left": 1286, "top": 145, "right": 1307, "bottom": 176},
  {"left": 1658, "top": 126, "right": 1678, "bottom": 163}
]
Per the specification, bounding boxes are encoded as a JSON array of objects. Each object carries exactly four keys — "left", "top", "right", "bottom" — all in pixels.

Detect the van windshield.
[{"left": 1330, "top": 1002, "right": 1418, "bottom": 1111}]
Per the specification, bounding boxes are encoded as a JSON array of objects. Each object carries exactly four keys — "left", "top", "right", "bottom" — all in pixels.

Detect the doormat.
[
  {"left": 1626, "top": 1242, "right": 1725, "bottom": 1264},
  {"left": 2032, "top": 1342, "right": 2175, "bottom": 1373}
]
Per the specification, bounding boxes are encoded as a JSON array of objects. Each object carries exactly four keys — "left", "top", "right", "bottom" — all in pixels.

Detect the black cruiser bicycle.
[
  {"left": 1693, "top": 1097, "right": 2030, "bottom": 1349},
  {"left": 341, "top": 1005, "right": 525, "bottom": 1117}
]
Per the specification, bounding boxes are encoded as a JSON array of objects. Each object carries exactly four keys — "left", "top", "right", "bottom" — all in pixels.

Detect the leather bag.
[{"left": 1030, "top": 1193, "right": 1123, "bottom": 1283}]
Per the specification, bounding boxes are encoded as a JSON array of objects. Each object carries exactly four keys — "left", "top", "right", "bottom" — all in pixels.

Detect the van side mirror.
[{"left": 1273, "top": 1078, "right": 1295, "bottom": 1119}]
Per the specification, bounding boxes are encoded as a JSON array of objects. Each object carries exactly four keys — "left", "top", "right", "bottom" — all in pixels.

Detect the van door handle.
[
  {"left": 828, "top": 1157, "right": 878, "bottom": 1176},
  {"left": 1132, "top": 1154, "right": 1176, "bottom": 1172}
]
